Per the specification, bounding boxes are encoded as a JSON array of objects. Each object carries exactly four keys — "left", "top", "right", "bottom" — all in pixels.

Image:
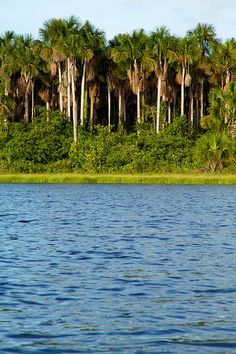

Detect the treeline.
[{"left": 0, "top": 17, "right": 236, "bottom": 172}]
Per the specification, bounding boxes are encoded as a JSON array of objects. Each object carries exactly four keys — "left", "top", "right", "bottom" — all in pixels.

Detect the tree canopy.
[{"left": 0, "top": 17, "right": 235, "bottom": 173}]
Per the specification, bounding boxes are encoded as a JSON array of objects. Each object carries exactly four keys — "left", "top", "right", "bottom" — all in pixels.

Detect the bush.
[
  {"left": 194, "top": 131, "right": 236, "bottom": 171},
  {"left": 2, "top": 110, "right": 72, "bottom": 171},
  {"left": 69, "top": 122, "right": 194, "bottom": 173}
]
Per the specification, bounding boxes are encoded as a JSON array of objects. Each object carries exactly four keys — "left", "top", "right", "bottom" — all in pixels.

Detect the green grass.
[{"left": 0, "top": 172, "right": 235, "bottom": 184}]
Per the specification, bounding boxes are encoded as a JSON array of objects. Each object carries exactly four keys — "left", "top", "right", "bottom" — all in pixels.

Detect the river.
[{"left": 0, "top": 184, "right": 235, "bottom": 353}]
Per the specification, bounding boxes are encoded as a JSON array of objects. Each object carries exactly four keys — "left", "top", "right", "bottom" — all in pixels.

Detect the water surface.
[{"left": 0, "top": 184, "right": 236, "bottom": 353}]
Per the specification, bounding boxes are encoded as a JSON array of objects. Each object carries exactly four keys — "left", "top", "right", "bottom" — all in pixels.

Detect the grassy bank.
[{"left": 0, "top": 173, "right": 235, "bottom": 184}]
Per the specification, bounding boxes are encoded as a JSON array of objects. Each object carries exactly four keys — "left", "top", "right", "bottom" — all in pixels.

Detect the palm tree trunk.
[
  {"left": 58, "top": 62, "right": 63, "bottom": 112},
  {"left": 4, "top": 81, "right": 8, "bottom": 96},
  {"left": 156, "top": 76, "right": 161, "bottom": 133},
  {"left": 224, "top": 77, "right": 231, "bottom": 123},
  {"left": 67, "top": 58, "right": 71, "bottom": 120},
  {"left": 226, "top": 69, "right": 230, "bottom": 85},
  {"left": 141, "top": 94, "right": 145, "bottom": 123},
  {"left": 90, "top": 97, "right": 94, "bottom": 130},
  {"left": 108, "top": 86, "right": 111, "bottom": 132},
  {"left": 190, "top": 93, "right": 194, "bottom": 127},
  {"left": 83, "top": 86, "right": 88, "bottom": 122},
  {"left": 118, "top": 88, "right": 122, "bottom": 127},
  {"left": 181, "top": 66, "right": 185, "bottom": 116},
  {"left": 46, "top": 102, "right": 50, "bottom": 122},
  {"left": 168, "top": 101, "right": 171, "bottom": 124},
  {"left": 80, "top": 60, "right": 86, "bottom": 126},
  {"left": 195, "top": 98, "right": 199, "bottom": 129},
  {"left": 123, "top": 94, "right": 126, "bottom": 123},
  {"left": 71, "top": 63, "right": 78, "bottom": 143},
  {"left": 200, "top": 80, "right": 204, "bottom": 119},
  {"left": 137, "top": 85, "right": 141, "bottom": 125},
  {"left": 31, "top": 80, "right": 35, "bottom": 119},
  {"left": 121, "top": 89, "right": 126, "bottom": 131},
  {"left": 173, "top": 95, "right": 176, "bottom": 118},
  {"left": 24, "top": 92, "right": 29, "bottom": 124},
  {"left": 134, "top": 58, "right": 141, "bottom": 124}
]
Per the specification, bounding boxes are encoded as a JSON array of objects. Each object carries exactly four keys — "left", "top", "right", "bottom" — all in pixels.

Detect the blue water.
[{"left": 0, "top": 184, "right": 236, "bottom": 353}]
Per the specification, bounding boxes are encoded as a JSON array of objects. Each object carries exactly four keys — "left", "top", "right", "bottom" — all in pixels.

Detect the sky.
[{"left": 0, "top": 0, "right": 236, "bottom": 42}]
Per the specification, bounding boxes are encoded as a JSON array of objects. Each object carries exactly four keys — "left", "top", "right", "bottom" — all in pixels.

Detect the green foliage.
[
  {"left": 0, "top": 110, "right": 234, "bottom": 174},
  {"left": 164, "top": 115, "right": 189, "bottom": 136},
  {"left": 0, "top": 120, "right": 10, "bottom": 148},
  {"left": 142, "top": 102, "right": 167, "bottom": 130},
  {"left": 1, "top": 110, "right": 72, "bottom": 171},
  {"left": 202, "top": 83, "right": 236, "bottom": 131},
  {"left": 0, "top": 81, "right": 15, "bottom": 120},
  {"left": 196, "top": 84, "right": 236, "bottom": 171},
  {"left": 70, "top": 126, "right": 124, "bottom": 172},
  {"left": 194, "top": 131, "right": 235, "bottom": 171},
  {"left": 69, "top": 119, "right": 194, "bottom": 173}
]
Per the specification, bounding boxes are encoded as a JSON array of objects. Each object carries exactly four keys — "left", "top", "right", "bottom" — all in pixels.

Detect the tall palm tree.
[
  {"left": 175, "top": 36, "right": 195, "bottom": 117},
  {"left": 107, "top": 39, "right": 129, "bottom": 131},
  {"left": 187, "top": 23, "right": 217, "bottom": 120},
  {"left": 79, "top": 21, "right": 106, "bottom": 128},
  {"left": 39, "top": 44, "right": 66, "bottom": 112},
  {"left": 0, "top": 31, "right": 16, "bottom": 98},
  {"left": 111, "top": 30, "right": 152, "bottom": 126},
  {"left": 40, "top": 16, "right": 82, "bottom": 142},
  {"left": 150, "top": 27, "right": 176, "bottom": 132},
  {"left": 39, "top": 18, "right": 69, "bottom": 113},
  {"left": 39, "top": 16, "right": 81, "bottom": 120},
  {"left": 60, "top": 29, "right": 82, "bottom": 142},
  {"left": 14, "top": 35, "right": 39, "bottom": 124},
  {"left": 60, "top": 16, "right": 82, "bottom": 123}
]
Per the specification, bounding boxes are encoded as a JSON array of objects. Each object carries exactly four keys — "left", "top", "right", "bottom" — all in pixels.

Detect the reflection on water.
[{"left": 0, "top": 184, "right": 236, "bottom": 353}]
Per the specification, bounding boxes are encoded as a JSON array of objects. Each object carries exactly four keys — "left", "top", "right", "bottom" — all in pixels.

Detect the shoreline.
[{"left": 0, "top": 173, "right": 235, "bottom": 184}]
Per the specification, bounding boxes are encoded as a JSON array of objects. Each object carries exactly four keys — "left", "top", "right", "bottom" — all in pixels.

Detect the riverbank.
[{"left": 0, "top": 173, "right": 236, "bottom": 184}]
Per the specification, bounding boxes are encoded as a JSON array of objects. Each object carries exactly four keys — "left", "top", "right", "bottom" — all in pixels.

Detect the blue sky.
[{"left": 1, "top": 0, "right": 236, "bottom": 41}]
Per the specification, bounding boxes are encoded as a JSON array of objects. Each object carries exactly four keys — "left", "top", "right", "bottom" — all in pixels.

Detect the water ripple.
[{"left": 0, "top": 184, "right": 235, "bottom": 353}]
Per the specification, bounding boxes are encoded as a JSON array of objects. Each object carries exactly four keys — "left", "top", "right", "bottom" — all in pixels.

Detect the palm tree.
[
  {"left": 40, "top": 16, "right": 83, "bottom": 142},
  {"left": 39, "top": 44, "right": 66, "bottom": 112},
  {"left": 202, "top": 82, "right": 236, "bottom": 131},
  {"left": 60, "top": 16, "right": 82, "bottom": 124},
  {"left": 0, "top": 80, "right": 15, "bottom": 120},
  {"left": 194, "top": 130, "right": 234, "bottom": 171},
  {"left": 79, "top": 21, "right": 106, "bottom": 128},
  {"left": 14, "top": 35, "right": 39, "bottom": 124},
  {"left": 187, "top": 23, "right": 217, "bottom": 120},
  {"left": 60, "top": 28, "right": 82, "bottom": 142},
  {"left": 150, "top": 26, "right": 176, "bottom": 132},
  {"left": 111, "top": 30, "right": 153, "bottom": 126},
  {"left": 175, "top": 36, "right": 195, "bottom": 117},
  {"left": 210, "top": 39, "right": 236, "bottom": 88},
  {"left": 0, "top": 31, "right": 16, "bottom": 98},
  {"left": 107, "top": 39, "right": 129, "bottom": 131},
  {"left": 0, "top": 32, "right": 16, "bottom": 121},
  {"left": 39, "top": 18, "right": 69, "bottom": 113},
  {"left": 39, "top": 16, "right": 81, "bottom": 120}
]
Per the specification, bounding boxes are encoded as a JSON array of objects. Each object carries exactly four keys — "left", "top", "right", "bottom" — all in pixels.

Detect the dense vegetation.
[{"left": 0, "top": 17, "right": 235, "bottom": 173}]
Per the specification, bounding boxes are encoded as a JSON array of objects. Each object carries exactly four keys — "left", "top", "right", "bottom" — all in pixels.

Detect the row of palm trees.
[{"left": 1, "top": 17, "right": 236, "bottom": 142}]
